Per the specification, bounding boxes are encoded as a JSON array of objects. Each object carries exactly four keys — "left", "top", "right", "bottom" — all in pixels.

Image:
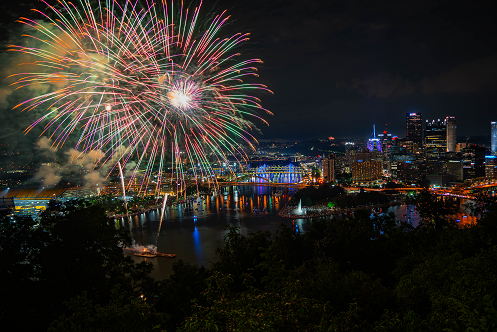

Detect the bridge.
[
  {"left": 229, "top": 165, "right": 306, "bottom": 186},
  {"left": 219, "top": 182, "right": 307, "bottom": 188},
  {"left": 244, "top": 165, "right": 306, "bottom": 175},
  {"left": 445, "top": 178, "right": 497, "bottom": 198}
]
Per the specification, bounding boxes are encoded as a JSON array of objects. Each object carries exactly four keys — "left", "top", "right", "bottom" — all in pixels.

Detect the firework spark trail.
[
  {"left": 156, "top": 193, "right": 168, "bottom": 247},
  {"left": 117, "top": 161, "right": 128, "bottom": 213},
  {"left": 9, "top": 0, "right": 272, "bottom": 195}
]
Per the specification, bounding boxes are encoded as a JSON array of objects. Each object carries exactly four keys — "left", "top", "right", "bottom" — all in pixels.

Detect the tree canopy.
[{"left": 2, "top": 192, "right": 497, "bottom": 331}]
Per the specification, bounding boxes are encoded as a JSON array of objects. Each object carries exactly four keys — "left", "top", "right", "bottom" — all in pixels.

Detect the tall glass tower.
[
  {"left": 446, "top": 116, "right": 456, "bottom": 152},
  {"left": 492, "top": 121, "right": 497, "bottom": 156}
]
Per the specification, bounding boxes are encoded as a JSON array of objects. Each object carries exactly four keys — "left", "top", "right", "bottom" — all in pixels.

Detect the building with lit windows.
[
  {"left": 485, "top": 156, "right": 497, "bottom": 179},
  {"left": 425, "top": 119, "right": 447, "bottom": 159},
  {"left": 446, "top": 116, "right": 456, "bottom": 152},
  {"left": 461, "top": 145, "right": 486, "bottom": 180},
  {"left": 367, "top": 125, "right": 382, "bottom": 152},
  {"left": 406, "top": 112, "right": 422, "bottom": 144},
  {"left": 321, "top": 154, "right": 336, "bottom": 183},
  {"left": 351, "top": 149, "right": 382, "bottom": 183}
]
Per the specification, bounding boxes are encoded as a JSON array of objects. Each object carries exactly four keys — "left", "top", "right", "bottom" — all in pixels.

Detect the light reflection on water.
[
  {"left": 118, "top": 185, "right": 297, "bottom": 280},
  {"left": 118, "top": 187, "right": 477, "bottom": 280}
]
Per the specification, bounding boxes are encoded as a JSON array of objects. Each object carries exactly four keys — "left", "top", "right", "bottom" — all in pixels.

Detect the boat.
[
  {"left": 134, "top": 252, "right": 156, "bottom": 258},
  {"left": 156, "top": 252, "right": 177, "bottom": 258}
]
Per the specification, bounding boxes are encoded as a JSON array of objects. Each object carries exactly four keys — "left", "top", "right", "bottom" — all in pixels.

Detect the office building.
[
  {"left": 391, "top": 161, "right": 419, "bottom": 183},
  {"left": 425, "top": 119, "right": 447, "bottom": 159},
  {"left": 406, "top": 112, "right": 422, "bottom": 144},
  {"left": 351, "top": 149, "right": 382, "bottom": 183},
  {"left": 446, "top": 160, "right": 463, "bottom": 181},
  {"left": 321, "top": 154, "right": 336, "bottom": 183},
  {"left": 446, "top": 116, "right": 456, "bottom": 152},
  {"left": 376, "top": 131, "right": 393, "bottom": 156},
  {"left": 461, "top": 145, "right": 486, "bottom": 179},
  {"left": 485, "top": 156, "right": 497, "bottom": 179}
]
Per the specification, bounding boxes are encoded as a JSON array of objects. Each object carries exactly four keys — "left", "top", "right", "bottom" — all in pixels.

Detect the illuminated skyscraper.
[
  {"left": 321, "top": 154, "right": 336, "bottom": 183},
  {"left": 425, "top": 119, "right": 447, "bottom": 159},
  {"left": 367, "top": 125, "right": 382, "bottom": 152},
  {"left": 406, "top": 112, "right": 422, "bottom": 144},
  {"left": 492, "top": 121, "right": 497, "bottom": 156},
  {"left": 446, "top": 116, "right": 456, "bottom": 152}
]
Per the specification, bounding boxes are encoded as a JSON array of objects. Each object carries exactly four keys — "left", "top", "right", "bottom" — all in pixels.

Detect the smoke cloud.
[{"left": 32, "top": 137, "right": 116, "bottom": 187}]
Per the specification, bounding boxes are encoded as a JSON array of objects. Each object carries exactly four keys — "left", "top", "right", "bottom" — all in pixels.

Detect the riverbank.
[
  {"left": 107, "top": 195, "right": 209, "bottom": 219},
  {"left": 278, "top": 201, "right": 402, "bottom": 219}
]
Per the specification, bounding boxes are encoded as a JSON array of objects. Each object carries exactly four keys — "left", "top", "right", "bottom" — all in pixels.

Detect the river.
[
  {"left": 118, "top": 186, "right": 477, "bottom": 280},
  {"left": 118, "top": 185, "right": 298, "bottom": 280}
]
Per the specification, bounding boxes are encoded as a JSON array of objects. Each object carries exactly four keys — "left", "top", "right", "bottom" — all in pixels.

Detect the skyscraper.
[
  {"left": 406, "top": 112, "right": 422, "bottom": 144},
  {"left": 492, "top": 121, "right": 497, "bottom": 156},
  {"left": 367, "top": 125, "right": 382, "bottom": 152},
  {"left": 321, "top": 154, "right": 336, "bottom": 183},
  {"left": 446, "top": 116, "right": 456, "bottom": 152},
  {"left": 425, "top": 119, "right": 447, "bottom": 159}
]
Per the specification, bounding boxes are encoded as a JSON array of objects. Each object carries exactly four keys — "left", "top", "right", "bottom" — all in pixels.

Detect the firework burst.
[{"left": 9, "top": 0, "right": 271, "bottom": 194}]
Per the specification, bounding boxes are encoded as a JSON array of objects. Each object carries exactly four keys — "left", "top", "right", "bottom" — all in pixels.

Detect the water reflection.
[
  {"left": 192, "top": 226, "right": 203, "bottom": 262},
  {"left": 119, "top": 187, "right": 477, "bottom": 280},
  {"left": 119, "top": 185, "right": 297, "bottom": 280}
]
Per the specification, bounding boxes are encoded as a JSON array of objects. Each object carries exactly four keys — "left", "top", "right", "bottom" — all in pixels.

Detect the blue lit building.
[{"left": 367, "top": 125, "right": 382, "bottom": 153}]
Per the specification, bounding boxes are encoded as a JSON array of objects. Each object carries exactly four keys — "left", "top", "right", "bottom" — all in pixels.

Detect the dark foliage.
[
  {"left": 3, "top": 192, "right": 497, "bottom": 331},
  {"left": 179, "top": 192, "right": 497, "bottom": 330},
  {"left": 333, "top": 190, "right": 389, "bottom": 208},
  {"left": 288, "top": 184, "right": 345, "bottom": 206},
  {"left": 0, "top": 199, "right": 158, "bottom": 332}
]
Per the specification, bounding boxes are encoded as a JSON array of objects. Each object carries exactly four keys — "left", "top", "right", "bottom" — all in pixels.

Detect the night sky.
[
  {"left": 2, "top": 0, "right": 497, "bottom": 144},
  {"left": 214, "top": 0, "right": 497, "bottom": 141}
]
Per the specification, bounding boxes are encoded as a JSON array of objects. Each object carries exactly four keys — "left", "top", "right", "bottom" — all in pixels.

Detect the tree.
[
  {"left": 0, "top": 199, "right": 156, "bottom": 332},
  {"left": 48, "top": 286, "right": 169, "bottom": 332},
  {"left": 212, "top": 225, "right": 272, "bottom": 289},
  {"left": 154, "top": 260, "right": 211, "bottom": 331},
  {"left": 179, "top": 271, "right": 329, "bottom": 332},
  {"left": 395, "top": 247, "right": 497, "bottom": 331},
  {"left": 414, "top": 189, "right": 457, "bottom": 231}
]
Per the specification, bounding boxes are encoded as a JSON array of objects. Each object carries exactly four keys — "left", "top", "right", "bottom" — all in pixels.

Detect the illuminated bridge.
[
  {"left": 448, "top": 178, "right": 497, "bottom": 197},
  {"left": 232, "top": 165, "right": 306, "bottom": 185}
]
